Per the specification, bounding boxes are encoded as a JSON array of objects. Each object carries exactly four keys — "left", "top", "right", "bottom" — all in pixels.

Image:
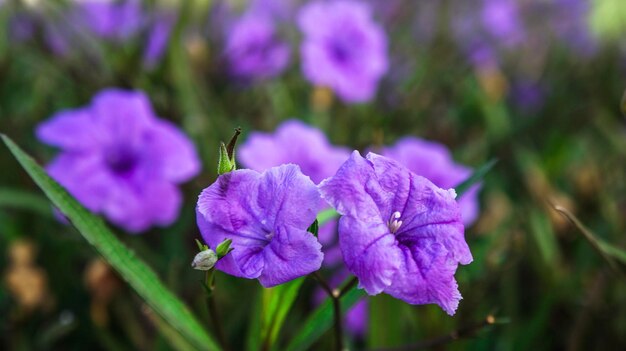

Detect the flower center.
[
  {"left": 387, "top": 211, "right": 403, "bottom": 234},
  {"left": 105, "top": 147, "right": 138, "bottom": 175}
]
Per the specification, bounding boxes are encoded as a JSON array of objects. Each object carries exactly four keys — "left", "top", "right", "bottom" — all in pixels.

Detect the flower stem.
[
  {"left": 312, "top": 272, "right": 344, "bottom": 351},
  {"left": 205, "top": 270, "right": 229, "bottom": 351}
]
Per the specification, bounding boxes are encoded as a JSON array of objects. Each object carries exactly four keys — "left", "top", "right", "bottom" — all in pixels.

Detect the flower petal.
[
  {"left": 338, "top": 216, "right": 401, "bottom": 295},
  {"left": 36, "top": 108, "right": 102, "bottom": 151},
  {"left": 385, "top": 247, "right": 463, "bottom": 315},
  {"left": 319, "top": 151, "right": 387, "bottom": 221},
  {"left": 256, "top": 164, "right": 323, "bottom": 229},
  {"left": 259, "top": 225, "right": 323, "bottom": 287},
  {"left": 144, "top": 120, "right": 201, "bottom": 182}
]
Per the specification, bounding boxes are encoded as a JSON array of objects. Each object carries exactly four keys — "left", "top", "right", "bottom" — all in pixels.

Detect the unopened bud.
[
  {"left": 217, "top": 128, "right": 242, "bottom": 175},
  {"left": 216, "top": 239, "right": 234, "bottom": 259},
  {"left": 191, "top": 250, "right": 218, "bottom": 271}
]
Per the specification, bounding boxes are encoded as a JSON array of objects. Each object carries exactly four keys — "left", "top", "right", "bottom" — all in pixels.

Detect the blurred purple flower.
[
  {"left": 239, "top": 120, "right": 350, "bottom": 184},
  {"left": 298, "top": 0, "right": 388, "bottom": 103},
  {"left": 380, "top": 137, "right": 481, "bottom": 226},
  {"left": 196, "top": 164, "right": 324, "bottom": 287},
  {"left": 37, "top": 89, "right": 200, "bottom": 233},
  {"left": 480, "top": 0, "right": 525, "bottom": 46},
  {"left": 9, "top": 14, "right": 36, "bottom": 42},
  {"left": 249, "top": 0, "right": 294, "bottom": 21},
  {"left": 320, "top": 151, "right": 472, "bottom": 315},
  {"left": 510, "top": 80, "right": 546, "bottom": 112},
  {"left": 143, "top": 12, "right": 175, "bottom": 69},
  {"left": 224, "top": 13, "right": 290, "bottom": 80},
  {"left": 239, "top": 120, "right": 350, "bottom": 265},
  {"left": 71, "top": 0, "right": 144, "bottom": 41},
  {"left": 551, "top": 0, "right": 597, "bottom": 56}
]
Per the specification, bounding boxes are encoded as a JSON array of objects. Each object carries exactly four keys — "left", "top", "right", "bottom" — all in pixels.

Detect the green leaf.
[
  {"left": 0, "top": 187, "right": 55, "bottom": 218},
  {"left": 316, "top": 208, "right": 339, "bottom": 226},
  {"left": 284, "top": 284, "right": 365, "bottom": 351},
  {"left": 454, "top": 158, "right": 498, "bottom": 198},
  {"left": 554, "top": 205, "right": 626, "bottom": 274},
  {"left": 1, "top": 135, "right": 221, "bottom": 351},
  {"left": 260, "top": 278, "right": 306, "bottom": 350}
]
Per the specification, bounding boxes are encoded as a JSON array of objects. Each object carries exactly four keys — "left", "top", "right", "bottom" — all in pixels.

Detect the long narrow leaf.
[
  {"left": 1, "top": 135, "right": 221, "bottom": 351},
  {"left": 454, "top": 158, "right": 498, "bottom": 198},
  {"left": 261, "top": 278, "right": 306, "bottom": 349},
  {"left": 553, "top": 205, "right": 626, "bottom": 274},
  {"left": 284, "top": 285, "right": 365, "bottom": 351}
]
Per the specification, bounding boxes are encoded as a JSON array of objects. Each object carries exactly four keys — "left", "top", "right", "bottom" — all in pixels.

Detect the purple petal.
[
  {"left": 256, "top": 164, "right": 324, "bottom": 229},
  {"left": 47, "top": 153, "right": 112, "bottom": 212},
  {"left": 36, "top": 108, "right": 102, "bottom": 151},
  {"left": 259, "top": 225, "right": 323, "bottom": 287},
  {"left": 239, "top": 120, "right": 350, "bottom": 184},
  {"left": 144, "top": 120, "right": 200, "bottom": 182},
  {"left": 385, "top": 250, "right": 463, "bottom": 315},
  {"left": 338, "top": 216, "right": 401, "bottom": 294},
  {"left": 92, "top": 89, "right": 155, "bottom": 147},
  {"left": 319, "top": 151, "right": 387, "bottom": 221}
]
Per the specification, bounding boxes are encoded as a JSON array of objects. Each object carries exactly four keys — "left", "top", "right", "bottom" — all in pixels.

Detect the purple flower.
[
  {"left": 239, "top": 120, "right": 350, "bottom": 184},
  {"left": 196, "top": 164, "right": 324, "bottom": 287},
  {"left": 71, "top": 0, "right": 144, "bottom": 41},
  {"left": 37, "top": 89, "right": 200, "bottom": 233},
  {"left": 224, "top": 13, "right": 290, "bottom": 80},
  {"left": 319, "top": 151, "right": 472, "bottom": 315},
  {"left": 480, "top": 0, "right": 525, "bottom": 46},
  {"left": 380, "top": 137, "right": 482, "bottom": 226},
  {"left": 238, "top": 120, "right": 350, "bottom": 265},
  {"left": 298, "top": 0, "right": 388, "bottom": 103},
  {"left": 143, "top": 12, "right": 175, "bottom": 69}
]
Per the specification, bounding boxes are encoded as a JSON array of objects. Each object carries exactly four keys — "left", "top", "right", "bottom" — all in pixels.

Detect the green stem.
[
  {"left": 205, "top": 270, "right": 229, "bottom": 351},
  {"left": 312, "top": 272, "right": 344, "bottom": 351}
]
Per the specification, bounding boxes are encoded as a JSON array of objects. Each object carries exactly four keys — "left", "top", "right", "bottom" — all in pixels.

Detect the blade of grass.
[
  {"left": 553, "top": 205, "right": 626, "bottom": 275},
  {"left": 454, "top": 159, "right": 498, "bottom": 198},
  {"left": 261, "top": 278, "right": 306, "bottom": 350},
  {"left": 0, "top": 187, "right": 54, "bottom": 218},
  {"left": 1, "top": 135, "right": 221, "bottom": 351}
]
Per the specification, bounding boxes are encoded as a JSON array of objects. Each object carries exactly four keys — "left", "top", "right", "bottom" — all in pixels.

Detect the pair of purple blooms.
[
  {"left": 38, "top": 90, "right": 476, "bottom": 315},
  {"left": 199, "top": 121, "right": 476, "bottom": 315},
  {"left": 197, "top": 150, "right": 472, "bottom": 315},
  {"left": 226, "top": 0, "right": 388, "bottom": 103}
]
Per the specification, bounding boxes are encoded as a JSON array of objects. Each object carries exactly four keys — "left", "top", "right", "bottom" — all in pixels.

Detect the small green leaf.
[
  {"left": 454, "top": 158, "right": 498, "bottom": 198},
  {"left": 1, "top": 135, "right": 221, "bottom": 351},
  {"left": 261, "top": 278, "right": 306, "bottom": 350},
  {"left": 195, "top": 239, "right": 206, "bottom": 252},
  {"left": 284, "top": 282, "right": 365, "bottom": 351},
  {"left": 307, "top": 219, "right": 319, "bottom": 237}
]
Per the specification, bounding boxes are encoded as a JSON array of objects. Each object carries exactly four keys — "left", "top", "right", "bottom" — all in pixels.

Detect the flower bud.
[
  {"left": 191, "top": 250, "right": 218, "bottom": 271},
  {"left": 215, "top": 239, "right": 234, "bottom": 259},
  {"left": 217, "top": 128, "right": 242, "bottom": 175}
]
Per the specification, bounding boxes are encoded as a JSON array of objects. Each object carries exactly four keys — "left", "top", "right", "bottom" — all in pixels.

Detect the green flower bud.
[{"left": 191, "top": 249, "right": 218, "bottom": 271}]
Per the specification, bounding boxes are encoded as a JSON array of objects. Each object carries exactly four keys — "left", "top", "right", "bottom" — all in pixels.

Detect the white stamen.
[{"left": 387, "top": 211, "right": 403, "bottom": 234}]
